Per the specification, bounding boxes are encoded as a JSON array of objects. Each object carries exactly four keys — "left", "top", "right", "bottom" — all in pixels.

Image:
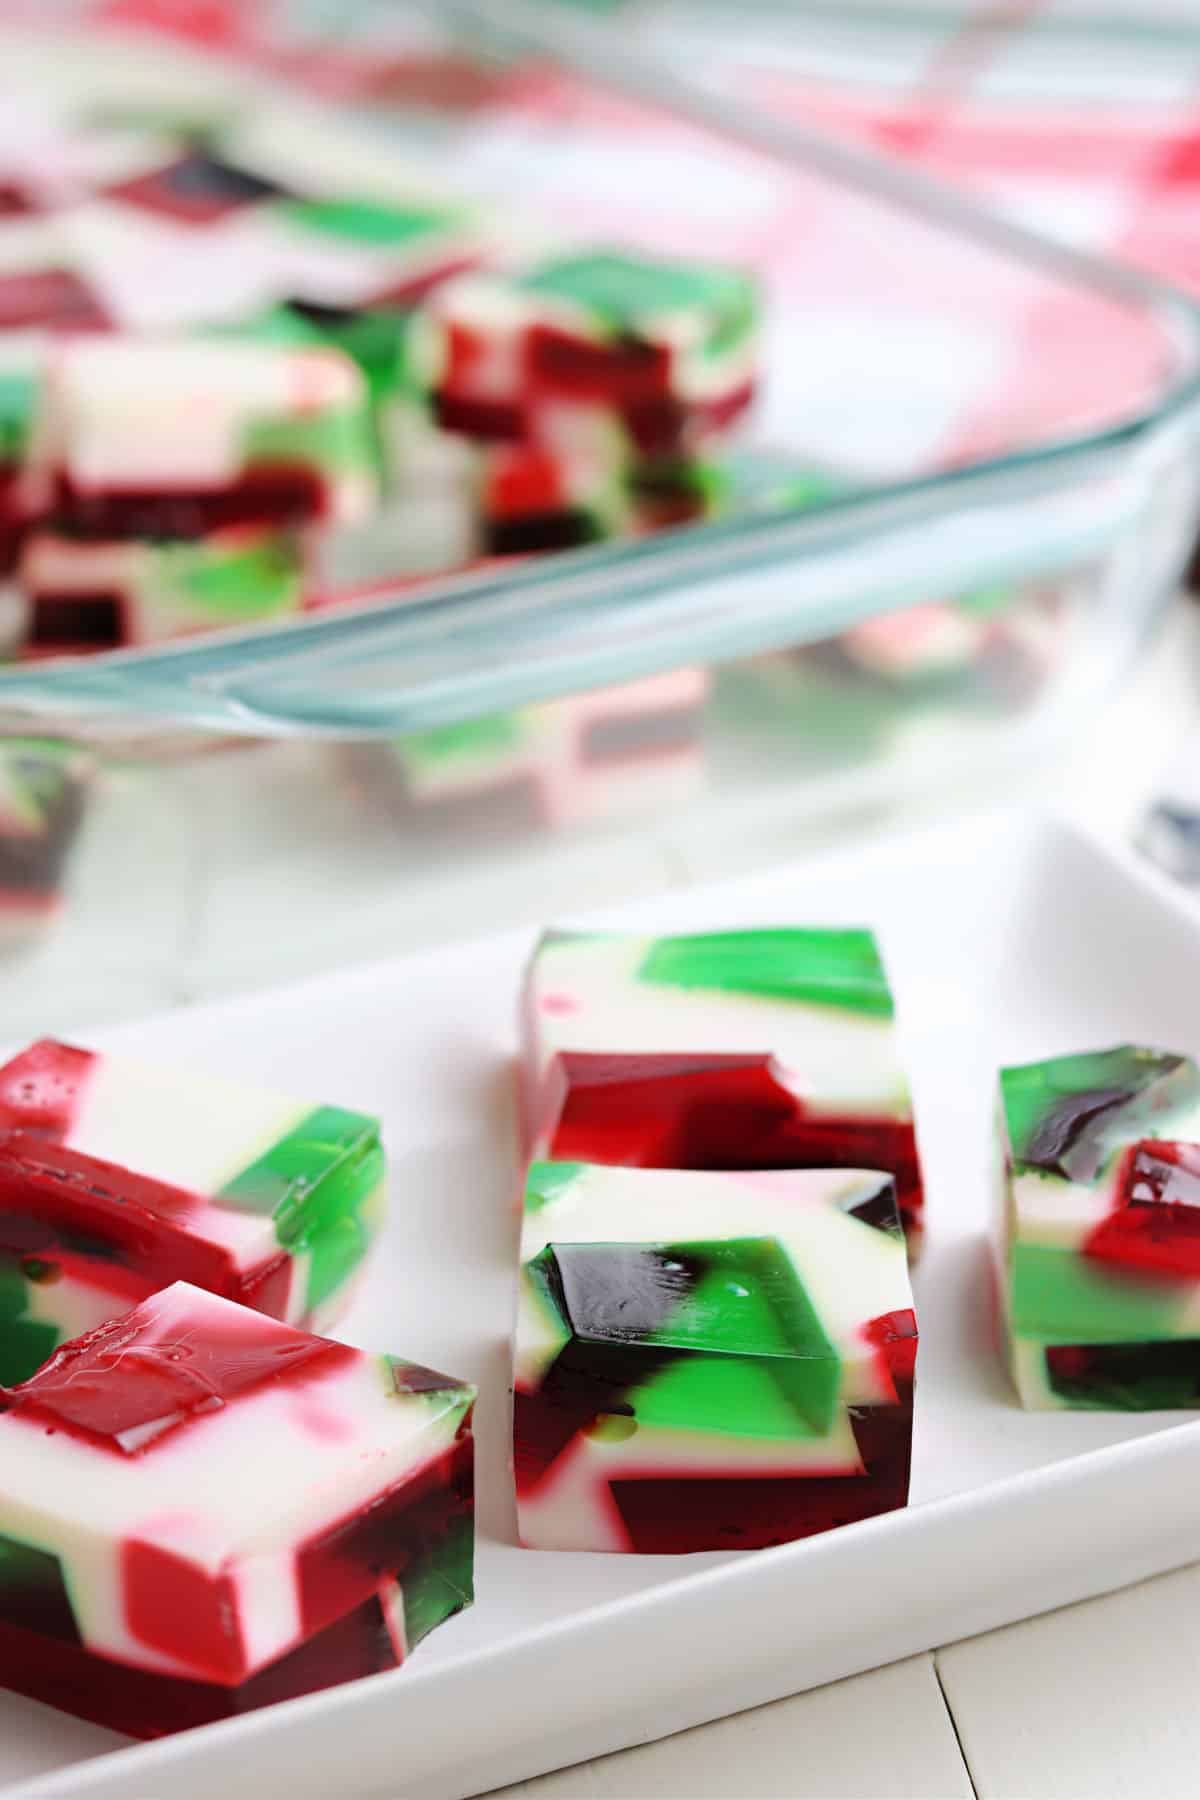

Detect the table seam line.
[{"left": 933, "top": 1650, "right": 981, "bottom": 1800}]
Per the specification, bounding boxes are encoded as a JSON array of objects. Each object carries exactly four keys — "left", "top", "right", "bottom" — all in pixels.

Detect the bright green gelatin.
[
  {"left": 637, "top": 927, "right": 894, "bottom": 1016},
  {"left": 1002, "top": 1046, "right": 1198, "bottom": 1181}
]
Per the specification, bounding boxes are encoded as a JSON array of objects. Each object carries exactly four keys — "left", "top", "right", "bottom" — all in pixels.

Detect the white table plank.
[
  {"left": 488, "top": 1655, "right": 974, "bottom": 1799},
  {"left": 938, "top": 1561, "right": 1200, "bottom": 1799}
]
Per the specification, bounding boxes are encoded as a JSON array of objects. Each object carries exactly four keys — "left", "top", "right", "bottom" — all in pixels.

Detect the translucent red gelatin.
[
  {"left": 0, "top": 269, "right": 110, "bottom": 331},
  {"left": 434, "top": 388, "right": 528, "bottom": 442},
  {"left": 525, "top": 326, "right": 672, "bottom": 405},
  {"left": 1, "top": 1296, "right": 356, "bottom": 1455},
  {"left": 0, "top": 1439, "right": 475, "bottom": 1739},
  {"left": 0, "top": 468, "right": 26, "bottom": 575},
  {"left": 119, "top": 1439, "right": 472, "bottom": 1686},
  {"left": 51, "top": 466, "right": 330, "bottom": 536},
  {"left": 0, "top": 1304, "right": 475, "bottom": 1737},
  {"left": 1084, "top": 1140, "right": 1200, "bottom": 1279},
  {"left": 0, "top": 1136, "right": 293, "bottom": 1329},
  {"left": 0, "top": 1589, "right": 402, "bottom": 1739}
]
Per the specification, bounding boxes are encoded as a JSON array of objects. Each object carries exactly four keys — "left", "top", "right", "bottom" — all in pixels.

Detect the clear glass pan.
[{"left": 0, "top": 0, "right": 1198, "bottom": 740}]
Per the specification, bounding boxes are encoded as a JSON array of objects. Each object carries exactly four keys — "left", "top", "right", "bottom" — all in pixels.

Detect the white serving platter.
[{"left": 7, "top": 809, "right": 1200, "bottom": 1800}]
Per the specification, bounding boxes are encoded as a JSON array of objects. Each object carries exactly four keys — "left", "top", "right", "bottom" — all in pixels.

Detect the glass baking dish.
[{"left": 0, "top": 0, "right": 1199, "bottom": 953}]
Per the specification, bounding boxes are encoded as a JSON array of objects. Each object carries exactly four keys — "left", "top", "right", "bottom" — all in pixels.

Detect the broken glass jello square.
[
  {"left": 418, "top": 251, "right": 759, "bottom": 442},
  {"left": 514, "top": 1162, "right": 916, "bottom": 1552},
  {"left": 0, "top": 1039, "right": 385, "bottom": 1384},
  {"left": 0, "top": 1282, "right": 475, "bottom": 1737},
  {"left": 521, "top": 928, "right": 925, "bottom": 1253},
  {"left": 998, "top": 1044, "right": 1200, "bottom": 1408},
  {"left": 19, "top": 524, "right": 306, "bottom": 652}
]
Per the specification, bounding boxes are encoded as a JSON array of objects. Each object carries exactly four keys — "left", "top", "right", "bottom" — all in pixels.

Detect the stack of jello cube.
[{"left": 512, "top": 926, "right": 923, "bottom": 1552}]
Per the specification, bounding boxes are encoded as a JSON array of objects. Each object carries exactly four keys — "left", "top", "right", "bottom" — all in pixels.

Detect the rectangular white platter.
[{"left": 7, "top": 809, "right": 1200, "bottom": 1800}]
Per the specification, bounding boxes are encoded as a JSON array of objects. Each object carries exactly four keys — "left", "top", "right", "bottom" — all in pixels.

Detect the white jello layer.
[
  {"left": 35, "top": 339, "right": 363, "bottom": 489},
  {"left": 527, "top": 933, "right": 910, "bottom": 1119},
  {"left": 70, "top": 1049, "right": 308, "bottom": 1208}
]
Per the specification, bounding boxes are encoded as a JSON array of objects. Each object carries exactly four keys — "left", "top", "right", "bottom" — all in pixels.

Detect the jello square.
[
  {"left": 0, "top": 1038, "right": 385, "bottom": 1384},
  {"left": 350, "top": 670, "right": 708, "bottom": 832},
  {"left": 520, "top": 927, "right": 925, "bottom": 1252},
  {"left": 417, "top": 251, "right": 759, "bottom": 435},
  {"left": 997, "top": 1044, "right": 1200, "bottom": 1409},
  {"left": 19, "top": 524, "right": 305, "bottom": 652},
  {"left": 0, "top": 1282, "right": 475, "bottom": 1738},
  {"left": 0, "top": 740, "right": 92, "bottom": 934},
  {"left": 514, "top": 1162, "right": 917, "bottom": 1553},
  {"left": 28, "top": 337, "right": 376, "bottom": 534}
]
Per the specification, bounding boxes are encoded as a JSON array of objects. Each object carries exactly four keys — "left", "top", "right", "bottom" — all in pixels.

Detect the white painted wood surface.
[
  {"left": 485, "top": 1558, "right": 1200, "bottom": 1800},
  {"left": 492, "top": 1656, "right": 974, "bottom": 1799},
  {"left": 939, "top": 1565, "right": 1200, "bottom": 1800}
]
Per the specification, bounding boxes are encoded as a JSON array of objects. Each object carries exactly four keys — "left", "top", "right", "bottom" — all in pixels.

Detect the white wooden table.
[{"left": 4, "top": 602, "right": 1198, "bottom": 1800}]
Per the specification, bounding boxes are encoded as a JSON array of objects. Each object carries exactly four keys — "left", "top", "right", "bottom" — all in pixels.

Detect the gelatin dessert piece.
[
  {"left": 27, "top": 338, "right": 377, "bottom": 536},
  {"left": 521, "top": 927, "right": 924, "bottom": 1253},
  {"left": 0, "top": 739, "right": 92, "bottom": 935},
  {"left": 0, "top": 463, "right": 24, "bottom": 575},
  {"left": 19, "top": 525, "right": 305, "bottom": 652},
  {"left": 631, "top": 454, "right": 728, "bottom": 530},
  {"left": 835, "top": 581, "right": 1070, "bottom": 706},
  {"left": 341, "top": 668, "right": 709, "bottom": 832},
  {"left": 0, "top": 1038, "right": 385, "bottom": 1385},
  {"left": 416, "top": 250, "right": 759, "bottom": 448},
  {"left": 514, "top": 1162, "right": 916, "bottom": 1552},
  {"left": 479, "top": 438, "right": 630, "bottom": 556},
  {"left": 222, "top": 298, "right": 426, "bottom": 490},
  {"left": 997, "top": 1044, "right": 1200, "bottom": 1409},
  {"left": 0, "top": 1282, "right": 474, "bottom": 1737}
]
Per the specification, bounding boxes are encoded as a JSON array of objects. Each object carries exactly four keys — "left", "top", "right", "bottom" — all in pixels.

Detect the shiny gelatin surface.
[
  {"left": 0, "top": 1282, "right": 475, "bottom": 1736},
  {"left": 514, "top": 1163, "right": 917, "bottom": 1552},
  {"left": 999, "top": 1045, "right": 1200, "bottom": 1409}
]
